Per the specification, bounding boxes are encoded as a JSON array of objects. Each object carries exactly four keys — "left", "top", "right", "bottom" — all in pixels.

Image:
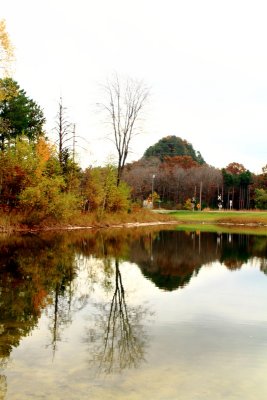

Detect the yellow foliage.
[
  {"left": 36, "top": 138, "right": 51, "bottom": 162},
  {"left": 184, "top": 198, "right": 193, "bottom": 210},
  {"left": 34, "top": 138, "right": 52, "bottom": 178},
  {"left": 0, "top": 77, "right": 18, "bottom": 102},
  {"left": 0, "top": 19, "right": 15, "bottom": 78}
]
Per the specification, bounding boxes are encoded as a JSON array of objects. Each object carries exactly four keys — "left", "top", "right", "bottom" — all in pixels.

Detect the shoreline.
[
  {"left": 1, "top": 219, "right": 266, "bottom": 235},
  {"left": 1, "top": 209, "right": 267, "bottom": 234}
]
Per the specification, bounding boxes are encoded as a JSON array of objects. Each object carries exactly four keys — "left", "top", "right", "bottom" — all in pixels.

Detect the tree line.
[
  {"left": 0, "top": 76, "right": 266, "bottom": 220},
  {"left": 0, "top": 19, "right": 266, "bottom": 223},
  {"left": 123, "top": 137, "right": 266, "bottom": 210}
]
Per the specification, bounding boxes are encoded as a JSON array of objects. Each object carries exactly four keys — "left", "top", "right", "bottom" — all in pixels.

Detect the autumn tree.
[
  {"left": 0, "top": 154, "right": 26, "bottom": 206},
  {"left": 122, "top": 157, "right": 160, "bottom": 203},
  {"left": 0, "top": 134, "right": 80, "bottom": 220},
  {"left": 222, "top": 162, "right": 253, "bottom": 209},
  {"left": 20, "top": 173, "right": 80, "bottom": 225},
  {"left": 0, "top": 137, "right": 44, "bottom": 206},
  {"left": 253, "top": 164, "right": 267, "bottom": 193},
  {"left": 225, "top": 162, "right": 246, "bottom": 176},
  {"left": 0, "top": 21, "right": 16, "bottom": 148},
  {"left": 0, "top": 19, "right": 14, "bottom": 79},
  {"left": 81, "top": 164, "right": 130, "bottom": 213},
  {"left": 254, "top": 188, "right": 267, "bottom": 210},
  {"left": 123, "top": 156, "right": 221, "bottom": 209},
  {"left": 81, "top": 167, "right": 105, "bottom": 211},
  {"left": 163, "top": 155, "right": 199, "bottom": 170},
  {"left": 100, "top": 74, "right": 149, "bottom": 186}
]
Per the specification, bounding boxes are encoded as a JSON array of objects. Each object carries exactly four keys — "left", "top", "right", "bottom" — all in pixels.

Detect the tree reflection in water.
[
  {"left": 86, "top": 259, "right": 149, "bottom": 375},
  {"left": 46, "top": 282, "right": 73, "bottom": 358},
  {"left": 0, "top": 228, "right": 266, "bottom": 387},
  {"left": 0, "top": 375, "right": 6, "bottom": 400}
]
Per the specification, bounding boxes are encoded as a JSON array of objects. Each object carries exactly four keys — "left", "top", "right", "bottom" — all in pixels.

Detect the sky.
[{"left": 1, "top": 0, "right": 267, "bottom": 173}]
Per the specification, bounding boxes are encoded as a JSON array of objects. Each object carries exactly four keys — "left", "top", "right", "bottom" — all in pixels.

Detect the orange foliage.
[
  {"left": 225, "top": 162, "right": 246, "bottom": 175},
  {"left": 32, "top": 288, "right": 48, "bottom": 316},
  {"left": 35, "top": 138, "right": 53, "bottom": 178},
  {"left": 162, "top": 155, "right": 199, "bottom": 170}
]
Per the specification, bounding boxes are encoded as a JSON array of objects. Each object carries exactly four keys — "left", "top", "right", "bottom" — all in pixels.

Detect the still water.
[{"left": 0, "top": 228, "right": 267, "bottom": 399}]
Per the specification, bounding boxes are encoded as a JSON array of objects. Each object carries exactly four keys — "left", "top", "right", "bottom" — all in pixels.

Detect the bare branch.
[{"left": 100, "top": 74, "right": 149, "bottom": 186}]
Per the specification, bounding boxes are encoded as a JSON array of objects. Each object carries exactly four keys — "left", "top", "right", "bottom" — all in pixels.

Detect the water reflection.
[
  {"left": 127, "top": 230, "right": 267, "bottom": 290},
  {"left": 0, "top": 375, "right": 6, "bottom": 400},
  {"left": 0, "top": 228, "right": 266, "bottom": 396},
  {"left": 0, "top": 234, "right": 77, "bottom": 373},
  {"left": 85, "top": 259, "right": 148, "bottom": 375}
]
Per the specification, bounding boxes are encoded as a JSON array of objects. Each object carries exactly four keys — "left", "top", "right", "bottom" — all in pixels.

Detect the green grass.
[
  {"left": 166, "top": 210, "right": 267, "bottom": 223},
  {"left": 174, "top": 223, "right": 267, "bottom": 235},
  {"left": 159, "top": 210, "right": 267, "bottom": 235}
]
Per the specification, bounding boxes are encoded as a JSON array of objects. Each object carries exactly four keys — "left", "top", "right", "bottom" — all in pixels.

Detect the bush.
[
  {"left": 184, "top": 198, "right": 193, "bottom": 210},
  {"left": 19, "top": 175, "right": 81, "bottom": 224},
  {"left": 82, "top": 164, "right": 131, "bottom": 213},
  {"left": 105, "top": 181, "right": 131, "bottom": 212},
  {"left": 255, "top": 189, "right": 267, "bottom": 210}
]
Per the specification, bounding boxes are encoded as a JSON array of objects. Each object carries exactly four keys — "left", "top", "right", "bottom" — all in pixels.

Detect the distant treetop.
[{"left": 143, "top": 135, "right": 205, "bottom": 164}]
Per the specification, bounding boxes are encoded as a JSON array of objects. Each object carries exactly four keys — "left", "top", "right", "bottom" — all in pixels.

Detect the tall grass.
[
  {"left": 0, "top": 211, "right": 23, "bottom": 233},
  {"left": 0, "top": 208, "right": 175, "bottom": 232}
]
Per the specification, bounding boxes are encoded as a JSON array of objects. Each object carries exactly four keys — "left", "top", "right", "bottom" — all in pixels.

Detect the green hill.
[{"left": 143, "top": 135, "right": 205, "bottom": 164}]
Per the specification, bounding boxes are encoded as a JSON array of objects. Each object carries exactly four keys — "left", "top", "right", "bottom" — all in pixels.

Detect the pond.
[{"left": 0, "top": 227, "right": 267, "bottom": 399}]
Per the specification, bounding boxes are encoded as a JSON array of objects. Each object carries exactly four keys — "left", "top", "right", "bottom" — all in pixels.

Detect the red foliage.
[
  {"left": 225, "top": 162, "right": 246, "bottom": 175},
  {"left": 0, "top": 163, "right": 27, "bottom": 206},
  {"left": 162, "top": 155, "right": 199, "bottom": 170}
]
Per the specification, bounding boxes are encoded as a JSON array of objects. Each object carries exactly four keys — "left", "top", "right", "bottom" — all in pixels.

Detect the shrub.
[
  {"left": 82, "top": 164, "right": 131, "bottom": 213},
  {"left": 184, "top": 198, "right": 193, "bottom": 210},
  {"left": 19, "top": 175, "right": 81, "bottom": 224},
  {"left": 255, "top": 189, "right": 267, "bottom": 210}
]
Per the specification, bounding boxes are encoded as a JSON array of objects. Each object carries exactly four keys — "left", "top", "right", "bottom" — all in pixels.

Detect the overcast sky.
[{"left": 1, "top": 0, "right": 267, "bottom": 173}]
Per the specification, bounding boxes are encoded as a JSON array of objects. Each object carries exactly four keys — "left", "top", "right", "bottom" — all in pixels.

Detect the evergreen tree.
[{"left": 0, "top": 78, "right": 45, "bottom": 149}]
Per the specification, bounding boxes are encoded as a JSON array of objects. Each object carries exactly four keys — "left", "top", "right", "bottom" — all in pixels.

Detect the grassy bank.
[
  {"left": 174, "top": 223, "right": 267, "bottom": 235},
  {"left": 1, "top": 209, "right": 267, "bottom": 234},
  {"left": 167, "top": 210, "right": 267, "bottom": 224},
  {"left": 0, "top": 208, "right": 175, "bottom": 232},
  {"left": 160, "top": 210, "right": 267, "bottom": 235}
]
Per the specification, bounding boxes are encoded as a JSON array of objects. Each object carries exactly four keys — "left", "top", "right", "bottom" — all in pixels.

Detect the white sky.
[{"left": 1, "top": 0, "right": 267, "bottom": 173}]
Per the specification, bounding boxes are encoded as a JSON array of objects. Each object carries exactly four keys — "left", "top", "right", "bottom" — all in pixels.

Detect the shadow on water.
[{"left": 0, "top": 227, "right": 266, "bottom": 394}]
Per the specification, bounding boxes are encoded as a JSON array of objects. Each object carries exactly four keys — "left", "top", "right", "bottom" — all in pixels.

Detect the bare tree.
[
  {"left": 101, "top": 74, "right": 149, "bottom": 186},
  {"left": 54, "top": 97, "right": 73, "bottom": 169}
]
